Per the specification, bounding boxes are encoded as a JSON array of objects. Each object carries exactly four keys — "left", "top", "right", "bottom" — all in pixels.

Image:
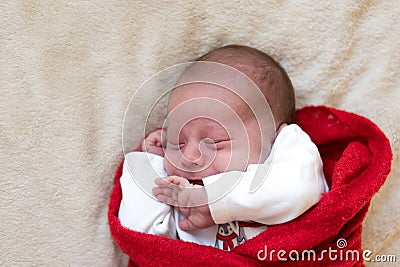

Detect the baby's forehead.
[
  {"left": 168, "top": 83, "right": 250, "bottom": 115},
  {"left": 169, "top": 59, "right": 273, "bottom": 117},
  {"left": 165, "top": 84, "right": 265, "bottom": 137}
]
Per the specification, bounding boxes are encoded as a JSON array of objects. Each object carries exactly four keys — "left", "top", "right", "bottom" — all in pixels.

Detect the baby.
[{"left": 118, "top": 45, "right": 327, "bottom": 250}]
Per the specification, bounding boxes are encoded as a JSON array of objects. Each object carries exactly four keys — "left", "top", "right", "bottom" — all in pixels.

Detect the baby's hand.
[
  {"left": 152, "top": 176, "right": 215, "bottom": 231},
  {"left": 143, "top": 129, "right": 165, "bottom": 157}
]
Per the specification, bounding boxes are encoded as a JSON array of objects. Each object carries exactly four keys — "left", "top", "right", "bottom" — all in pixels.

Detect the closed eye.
[
  {"left": 204, "top": 139, "right": 231, "bottom": 149},
  {"left": 214, "top": 139, "right": 230, "bottom": 144},
  {"left": 167, "top": 140, "right": 184, "bottom": 150}
]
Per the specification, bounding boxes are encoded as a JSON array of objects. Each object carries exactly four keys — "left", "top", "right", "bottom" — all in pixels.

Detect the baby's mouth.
[{"left": 188, "top": 179, "right": 204, "bottom": 186}]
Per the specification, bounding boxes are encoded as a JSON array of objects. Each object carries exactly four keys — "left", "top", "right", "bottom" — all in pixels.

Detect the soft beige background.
[{"left": 1, "top": 1, "right": 398, "bottom": 266}]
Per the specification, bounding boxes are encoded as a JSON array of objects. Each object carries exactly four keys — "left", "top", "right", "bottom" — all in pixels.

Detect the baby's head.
[
  {"left": 163, "top": 45, "right": 295, "bottom": 182},
  {"left": 195, "top": 45, "right": 295, "bottom": 127}
]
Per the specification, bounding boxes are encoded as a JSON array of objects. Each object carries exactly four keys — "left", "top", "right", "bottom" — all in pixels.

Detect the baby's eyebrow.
[
  {"left": 207, "top": 131, "right": 230, "bottom": 140},
  {"left": 209, "top": 136, "right": 231, "bottom": 142}
]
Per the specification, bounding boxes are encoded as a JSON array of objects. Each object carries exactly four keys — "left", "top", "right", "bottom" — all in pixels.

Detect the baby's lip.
[{"left": 188, "top": 179, "right": 204, "bottom": 186}]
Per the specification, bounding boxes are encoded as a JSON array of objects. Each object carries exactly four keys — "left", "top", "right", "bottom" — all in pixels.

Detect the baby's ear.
[{"left": 276, "top": 123, "right": 287, "bottom": 136}]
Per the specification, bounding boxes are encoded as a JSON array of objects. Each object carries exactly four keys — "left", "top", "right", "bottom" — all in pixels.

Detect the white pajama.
[{"left": 118, "top": 124, "right": 328, "bottom": 248}]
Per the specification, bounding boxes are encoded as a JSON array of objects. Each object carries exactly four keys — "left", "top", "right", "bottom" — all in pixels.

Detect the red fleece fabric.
[{"left": 108, "top": 106, "right": 392, "bottom": 266}]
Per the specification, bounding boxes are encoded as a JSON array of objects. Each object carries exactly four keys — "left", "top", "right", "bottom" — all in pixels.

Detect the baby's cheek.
[
  {"left": 213, "top": 151, "right": 233, "bottom": 173},
  {"left": 164, "top": 158, "right": 175, "bottom": 176},
  {"left": 220, "top": 147, "right": 252, "bottom": 172}
]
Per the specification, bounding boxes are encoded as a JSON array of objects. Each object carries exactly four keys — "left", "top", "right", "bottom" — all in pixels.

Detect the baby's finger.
[
  {"left": 154, "top": 178, "right": 165, "bottom": 186},
  {"left": 152, "top": 186, "right": 173, "bottom": 198},
  {"left": 152, "top": 185, "right": 182, "bottom": 204},
  {"left": 165, "top": 176, "right": 192, "bottom": 187},
  {"left": 155, "top": 194, "right": 177, "bottom": 206},
  {"left": 154, "top": 177, "right": 176, "bottom": 187},
  {"left": 178, "top": 206, "right": 190, "bottom": 215},
  {"left": 178, "top": 218, "right": 196, "bottom": 231}
]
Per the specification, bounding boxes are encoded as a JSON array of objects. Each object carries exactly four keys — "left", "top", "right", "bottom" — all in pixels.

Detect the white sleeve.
[
  {"left": 118, "top": 152, "right": 219, "bottom": 245},
  {"left": 203, "top": 124, "right": 328, "bottom": 225},
  {"left": 118, "top": 152, "right": 177, "bottom": 238}
]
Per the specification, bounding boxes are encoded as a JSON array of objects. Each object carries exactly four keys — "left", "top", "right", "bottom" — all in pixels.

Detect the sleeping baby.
[{"left": 118, "top": 45, "right": 328, "bottom": 250}]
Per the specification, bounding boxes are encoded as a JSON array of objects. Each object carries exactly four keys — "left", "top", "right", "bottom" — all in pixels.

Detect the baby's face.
[{"left": 163, "top": 83, "right": 275, "bottom": 184}]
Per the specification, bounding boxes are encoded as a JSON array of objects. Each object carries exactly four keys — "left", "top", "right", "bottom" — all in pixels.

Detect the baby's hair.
[{"left": 196, "top": 45, "right": 295, "bottom": 127}]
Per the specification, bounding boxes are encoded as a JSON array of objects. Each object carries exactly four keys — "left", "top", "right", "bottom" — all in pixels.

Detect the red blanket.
[{"left": 108, "top": 106, "right": 392, "bottom": 266}]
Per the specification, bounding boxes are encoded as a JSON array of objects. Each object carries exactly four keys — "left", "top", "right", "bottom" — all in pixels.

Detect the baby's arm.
[
  {"left": 142, "top": 129, "right": 165, "bottom": 157},
  {"left": 152, "top": 176, "right": 215, "bottom": 231},
  {"left": 152, "top": 125, "right": 326, "bottom": 229},
  {"left": 118, "top": 152, "right": 177, "bottom": 238},
  {"left": 203, "top": 124, "right": 327, "bottom": 225}
]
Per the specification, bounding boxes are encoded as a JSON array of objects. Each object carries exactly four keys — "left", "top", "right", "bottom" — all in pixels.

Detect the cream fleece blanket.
[{"left": 1, "top": 1, "right": 398, "bottom": 266}]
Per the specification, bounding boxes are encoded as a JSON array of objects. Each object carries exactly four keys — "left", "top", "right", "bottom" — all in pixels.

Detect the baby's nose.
[{"left": 181, "top": 141, "right": 205, "bottom": 168}]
